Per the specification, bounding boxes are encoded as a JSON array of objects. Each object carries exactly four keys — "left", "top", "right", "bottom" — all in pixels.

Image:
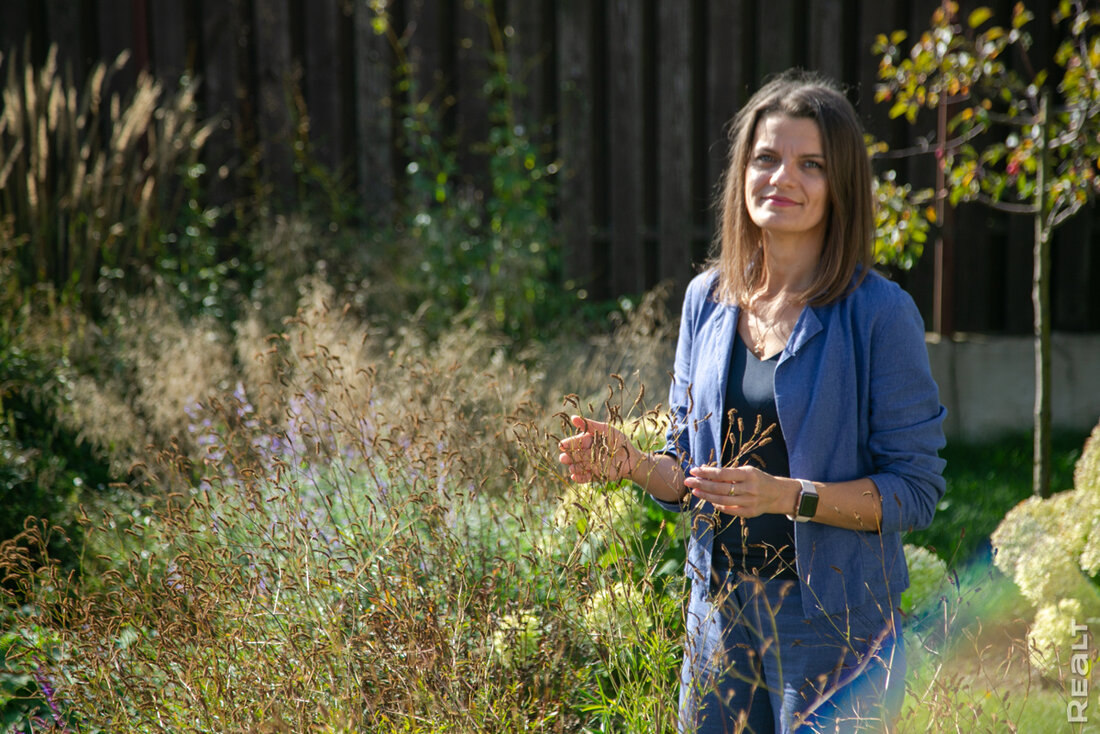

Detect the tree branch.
[
  {"left": 974, "top": 193, "right": 1038, "bottom": 214},
  {"left": 871, "top": 124, "right": 986, "bottom": 160}
]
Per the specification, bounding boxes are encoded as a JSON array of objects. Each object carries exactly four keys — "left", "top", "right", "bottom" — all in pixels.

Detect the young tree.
[{"left": 874, "top": 0, "right": 1100, "bottom": 497}]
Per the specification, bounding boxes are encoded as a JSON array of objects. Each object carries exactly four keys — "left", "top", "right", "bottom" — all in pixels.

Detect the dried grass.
[
  {"left": 0, "top": 278, "right": 688, "bottom": 733},
  {"left": 0, "top": 44, "right": 215, "bottom": 303}
]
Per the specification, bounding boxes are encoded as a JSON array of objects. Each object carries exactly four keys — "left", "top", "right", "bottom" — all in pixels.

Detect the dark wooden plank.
[
  {"left": 1090, "top": 209, "right": 1100, "bottom": 330},
  {"left": 131, "top": 0, "right": 151, "bottom": 71},
  {"left": 97, "top": 0, "right": 138, "bottom": 84},
  {"left": 1004, "top": 212, "right": 1034, "bottom": 333},
  {"left": 43, "top": 0, "right": 88, "bottom": 79},
  {"left": 199, "top": 0, "right": 242, "bottom": 169},
  {"left": 454, "top": 0, "right": 491, "bottom": 187},
  {"left": 951, "top": 203, "right": 995, "bottom": 332},
  {"left": 0, "top": 1, "right": 32, "bottom": 59},
  {"left": 148, "top": 0, "right": 189, "bottom": 82},
  {"left": 756, "top": 0, "right": 796, "bottom": 80},
  {"left": 507, "top": 0, "right": 552, "bottom": 144},
  {"left": 884, "top": 0, "right": 940, "bottom": 327},
  {"left": 1054, "top": 213, "right": 1093, "bottom": 331},
  {"left": 252, "top": 0, "right": 295, "bottom": 206},
  {"left": 857, "top": 0, "right": 903, "bottom": 140},
  {"left": 808, "top": 0, "right": 844, "bottom": 80},
  {"left": 657, "top": 0, "right": 694, "bottom": 299},
  {"left": 556, "top": 0, "right": 595, "bottom": 291},
  {"left": 607, "top": 0, "right": 644, "bottom": 296},
  {"left": 199, "top": 0, "right": 243, "bottom": 211},
  {"left": 353, "top": 0, "right": 394, "bottom": 220},
  {"left": 405, "top": 0, "right": 444, "bottom": 101},
  {"left": 303, "top": 0, "right": 343, "bottom": 172},
  {"left": 706, "top": 0, "right": 748, "bottom": 211}
]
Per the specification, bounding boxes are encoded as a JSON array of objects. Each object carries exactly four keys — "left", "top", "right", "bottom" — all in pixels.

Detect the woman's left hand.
[{"left": 684, "top": 465, "right": 796, "bottom": 517}]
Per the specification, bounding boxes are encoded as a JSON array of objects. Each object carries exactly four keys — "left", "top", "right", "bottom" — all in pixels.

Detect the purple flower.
[{"left": 32, "top": 667, "right": 70, "bottom": 731}]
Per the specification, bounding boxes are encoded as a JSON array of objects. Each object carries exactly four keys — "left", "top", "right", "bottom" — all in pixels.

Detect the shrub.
[
  {"left": 0, "top": 307, "right": 115, "bottom": 567},
  {"left": 990, "top": 419, "right": 1100, "bottom": 676},
  {"left": 900, "top": 544, "right": 948, "bottom": 617},
  {"left": 356, "top": 0, "right": 597, "bottom": 344}
]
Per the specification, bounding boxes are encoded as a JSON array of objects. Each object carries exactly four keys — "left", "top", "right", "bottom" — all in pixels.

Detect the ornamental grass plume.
[{"left": 0, "top": 44, "right": 215, "bottom": 306}]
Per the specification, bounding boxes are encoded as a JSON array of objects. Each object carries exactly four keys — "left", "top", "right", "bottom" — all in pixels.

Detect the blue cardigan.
[{"left": 654, "top": 268, "right": 946, "bottom": 618}]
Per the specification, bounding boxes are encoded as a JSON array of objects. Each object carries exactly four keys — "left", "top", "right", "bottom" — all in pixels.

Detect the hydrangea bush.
[
  {"left": 901, "top": 544, "right": 948, "bottom": 617},
  {"left": 990, "top": 419, "right": 1100, "bottom": 676}
]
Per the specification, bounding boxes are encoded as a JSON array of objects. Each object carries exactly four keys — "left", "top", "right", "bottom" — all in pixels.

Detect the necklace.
[{"left": 744, "top": 296, "right": 793, "bottom": 359}]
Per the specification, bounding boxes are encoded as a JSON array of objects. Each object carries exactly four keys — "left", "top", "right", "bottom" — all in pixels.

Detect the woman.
[{"left": 558, "top": 70, "right": 946, "bottom": 733}]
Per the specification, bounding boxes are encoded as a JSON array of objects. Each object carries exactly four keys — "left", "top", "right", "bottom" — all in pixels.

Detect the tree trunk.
[{"left": 1033, "top": 90, "right": 1052, "bottom": 498}]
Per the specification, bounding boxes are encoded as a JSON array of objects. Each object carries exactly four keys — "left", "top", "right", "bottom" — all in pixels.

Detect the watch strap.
[{"left": 787, "top": 478, "right": 819, "bottom": 522}]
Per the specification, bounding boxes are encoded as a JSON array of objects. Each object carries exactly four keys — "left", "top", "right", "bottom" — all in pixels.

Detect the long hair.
[{"left": 710, "top": 69, "right": 874, "bottom": 306}]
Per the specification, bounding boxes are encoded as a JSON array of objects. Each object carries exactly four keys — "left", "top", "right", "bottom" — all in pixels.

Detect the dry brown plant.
[{"left": 0, "top": 44, "right": 215, "bottom": 304}]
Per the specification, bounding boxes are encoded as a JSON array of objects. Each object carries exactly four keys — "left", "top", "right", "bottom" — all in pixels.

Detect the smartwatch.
[{"left": 787, "top": 479, "right": 819, "bottom": 522}]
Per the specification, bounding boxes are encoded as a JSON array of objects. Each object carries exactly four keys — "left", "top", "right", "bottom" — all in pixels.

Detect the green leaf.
[
  {"left": 968, "top": 7, "right": 994, "bottom": 28},
  {"left": 1012, "top": 5, "right": 1034, "bottom": 30},
  {"left": 889, "top": 99, "right": 910, "bottom": 119},
  {"left": 983, "top": 26, "right": 1006, "bottom": 43}
]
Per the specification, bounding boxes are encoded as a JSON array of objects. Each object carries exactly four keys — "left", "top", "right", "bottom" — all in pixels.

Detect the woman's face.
[{"left": 743, "top": 113, "right": 830, "bottom": 244}]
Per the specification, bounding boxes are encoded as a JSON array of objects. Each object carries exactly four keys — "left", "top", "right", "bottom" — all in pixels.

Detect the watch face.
[{"left": 799, "top": 491, "right": 819, "bottom": 518}]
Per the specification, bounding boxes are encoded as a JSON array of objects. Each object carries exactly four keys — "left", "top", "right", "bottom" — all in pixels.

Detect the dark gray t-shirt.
[{"left": 711, "top": 331, "right": 798, "bottom": 582}]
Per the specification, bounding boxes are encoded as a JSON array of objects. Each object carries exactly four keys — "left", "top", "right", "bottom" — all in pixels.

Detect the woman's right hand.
[{"left": 557, "top": 415, "right": 638, "bottom": 484}]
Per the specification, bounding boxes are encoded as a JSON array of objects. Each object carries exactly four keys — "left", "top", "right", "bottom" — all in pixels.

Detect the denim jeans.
[{"left": 678, "top": 574, "right": 905, "bottom": 733}]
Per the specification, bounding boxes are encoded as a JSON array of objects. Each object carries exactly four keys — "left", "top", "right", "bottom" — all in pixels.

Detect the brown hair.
[{"left": 710, "top": 69, "right": 874, "bottom": 306}]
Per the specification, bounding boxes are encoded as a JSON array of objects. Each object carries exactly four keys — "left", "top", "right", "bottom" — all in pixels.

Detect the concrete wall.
[{"left": 926, "top": 333, "right": 1100, "bottom": 442}]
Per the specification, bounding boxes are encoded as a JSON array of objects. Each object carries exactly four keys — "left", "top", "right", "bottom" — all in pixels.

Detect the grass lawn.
[
  {"left": 899, "top": 562, "right": 1100, "bottom": 733},
  {"left": 905, "top": 429, "right": 1090, "bottom": 567}
]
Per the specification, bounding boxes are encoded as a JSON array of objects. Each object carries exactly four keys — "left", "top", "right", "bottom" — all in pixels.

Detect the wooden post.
[
  {"left": 97, "top": 0, "right": 138, "bottom": 89},
  {"left": 0, "top": 2, "right": 32, "bottom": 61},
  {"left": 130, "top": 0, "right": 150, "bottom": 72}
]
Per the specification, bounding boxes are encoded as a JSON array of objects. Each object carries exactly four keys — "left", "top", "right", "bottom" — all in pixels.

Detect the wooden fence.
[{"left": 2, "top": 0, "right": 1098, "bottom": 334}]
